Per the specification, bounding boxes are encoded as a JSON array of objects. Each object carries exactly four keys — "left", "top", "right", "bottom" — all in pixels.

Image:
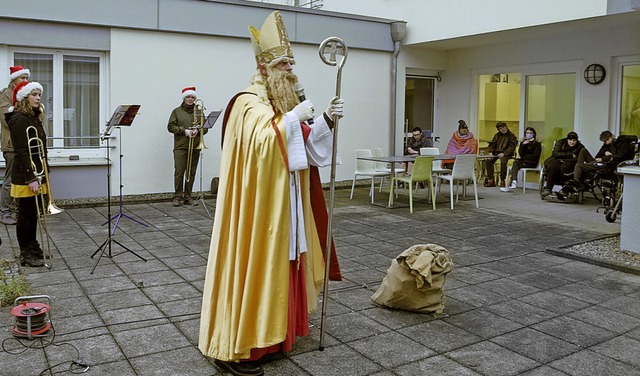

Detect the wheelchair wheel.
[{"left": 605, "top": 211, "right": 617, "bottom": 223}]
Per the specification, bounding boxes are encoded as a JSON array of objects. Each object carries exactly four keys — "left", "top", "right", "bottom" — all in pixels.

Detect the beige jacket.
[{"left": 0, "top": 83, "right": 16, "bottom": 152}]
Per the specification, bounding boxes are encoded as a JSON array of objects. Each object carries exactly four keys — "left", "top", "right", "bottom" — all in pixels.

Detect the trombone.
[
  {"left": 35, "top": 104, "right": 63, "bottom": 215},
  {"left": 186, "top": 98, "right": 207, "bottom": 182},
  {"left": 26, "top": 125, "right": 55, "bottom": 268}
]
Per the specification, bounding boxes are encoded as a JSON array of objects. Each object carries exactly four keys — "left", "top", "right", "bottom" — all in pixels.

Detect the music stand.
[
  {"left": 101, "top": 106, "right": 149, "bottom": 235},
  {"left": 181, "top": 110, "right": 221, "bottom": 218},
  {"left": 91, "top": 105, "right": 147, "bottom": 273}
]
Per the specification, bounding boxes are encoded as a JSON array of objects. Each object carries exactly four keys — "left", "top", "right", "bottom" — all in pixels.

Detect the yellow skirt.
[{"left": 11, "top": 182, "right": 49, "bottom": 198}]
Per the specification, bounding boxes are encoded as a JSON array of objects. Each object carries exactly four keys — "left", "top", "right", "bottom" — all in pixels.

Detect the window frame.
[
  {"left": 612, "top": 55, "right": 640, "bottom": 136},
  {"left": 9, "top": 47, "right": 107, "bottom": 159}
]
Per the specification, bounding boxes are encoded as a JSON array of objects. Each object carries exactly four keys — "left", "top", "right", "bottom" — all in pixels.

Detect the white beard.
[{"left": 265, "top": 67, "right": 299, "bottom": 114}]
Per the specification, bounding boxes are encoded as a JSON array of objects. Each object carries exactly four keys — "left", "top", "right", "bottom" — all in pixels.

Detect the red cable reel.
[{"left": 11, "top": 295, "right": 52, "bottom": 339}]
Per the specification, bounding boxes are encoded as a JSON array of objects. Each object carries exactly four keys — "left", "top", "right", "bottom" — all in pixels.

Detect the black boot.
[
  {"left": 19, "top": 247, "right": 45, "bottom": 267},
  {"left": 30, "top": 241, "right": 43, "bottom": 258},
  {"left": 214, "top": 359, "right": 264, "bottom": 376},
  {"left": 29, "top": 240, "right": 51, "bottom": 259}
]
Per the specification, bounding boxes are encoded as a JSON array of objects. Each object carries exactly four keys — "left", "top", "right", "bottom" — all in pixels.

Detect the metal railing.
[{"left": 46, "top": 135, "right": 115, "bottom": 150}]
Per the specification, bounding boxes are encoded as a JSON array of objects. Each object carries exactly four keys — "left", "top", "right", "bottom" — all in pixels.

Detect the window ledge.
[{"left": 48, "top": 157, "right": 110, "bottom": 167}]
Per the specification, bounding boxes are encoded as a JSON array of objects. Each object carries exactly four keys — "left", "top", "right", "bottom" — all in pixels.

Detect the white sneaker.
[
  {"left": 499, "top": 187, "right": 512, "bottom": 192},
  {"left": 509, "top": 180, "right": 517, "bottom": 189}
]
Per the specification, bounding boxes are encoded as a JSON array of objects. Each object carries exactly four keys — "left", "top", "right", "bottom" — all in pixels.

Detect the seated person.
[
  {"left": 484, "top": 121, "right": 517, "bottom": 187},
  {"left": 405, "top": 126, "right": 431, "bottom": 155},
  {"left": 557, "top": 130, "right": 634, "bottom": 200},
  {"left": 540, "top": 131, "right": 585, "bottom": 197},
  {"left": 500, "top": 126, "right": 542, "bottom": 192},
  {"left": 442, "top": 119, "right": 478, "bottom": 169}
]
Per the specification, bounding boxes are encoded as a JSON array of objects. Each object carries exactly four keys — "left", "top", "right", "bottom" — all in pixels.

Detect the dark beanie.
[
  {"left": 566, "top": 131, "right": 579, "bottom": 140},
  {"left": 458, "top": 120, "right": 468, "bottom": 130}
]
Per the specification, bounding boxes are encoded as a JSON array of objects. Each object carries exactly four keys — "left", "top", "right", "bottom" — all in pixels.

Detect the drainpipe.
[{"left": 390, "top": 21, "right": 406, "bottom": 155}]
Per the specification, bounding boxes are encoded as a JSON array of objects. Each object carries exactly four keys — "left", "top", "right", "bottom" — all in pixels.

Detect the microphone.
[{"left": 293, "top": 82, "right": 313, "bottom": 125}]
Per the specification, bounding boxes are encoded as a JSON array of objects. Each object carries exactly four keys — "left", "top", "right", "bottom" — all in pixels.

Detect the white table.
[
  {"left": 356, "top": 154, "right": 486, "bottom": 208},
  {"left": 618, "top": 164, "right": 640, "bottom": 253}
]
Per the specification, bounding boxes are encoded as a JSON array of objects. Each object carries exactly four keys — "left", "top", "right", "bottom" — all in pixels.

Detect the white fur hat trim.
[{"left": 15, "top": 82, "right": 43, "bottom": 102}]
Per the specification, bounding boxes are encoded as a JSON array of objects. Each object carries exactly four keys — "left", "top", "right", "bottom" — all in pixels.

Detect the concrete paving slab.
[
  {"left": 348, "top": 331, "right": 435, "bottom": 368},
  {"left": 549, "top": 349, "right": 640, "bottom": 376},
  {"left": 446, "top": 340, "right": 541, "bottom": 375},
  {"left": 1, "top": 184, "right": 640, "bottom": 375},
  {"left": 394, "top": 354, "right": 483, "bottom": 375},
  {"left": 489, "top": 327, "right": 581, "bottom": 363}
]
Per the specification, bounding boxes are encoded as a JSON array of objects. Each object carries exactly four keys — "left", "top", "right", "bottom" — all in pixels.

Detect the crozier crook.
[{"left": 318, "top": 36, "right": 348, "bottom": 351}]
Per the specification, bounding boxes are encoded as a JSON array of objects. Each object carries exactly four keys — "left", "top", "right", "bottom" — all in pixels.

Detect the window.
[
  {"left": 476, "top": 70, "right": 576, "bottom": 161},
  {"left": 477, "top": 72, "right": 521, "bottom": 144},
  {"left": 13, "top": 50, "right": 104, "bottom": 156},
  {"left": 524, "top": 73, "right": 576, "bottom": 161}
]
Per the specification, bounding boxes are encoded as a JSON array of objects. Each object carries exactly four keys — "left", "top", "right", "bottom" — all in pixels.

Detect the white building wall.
[
  {"left": 399, "top": 15, "right": 640, "bottom": 154},
  {"left": 321, "top": 0, "right": 608, "bottom": 44},
  {"left": 3, "top": 0, "right": 638, "bottom": 198},
  {"left": 110, "top": 28, "right": 392, "bottom": 195}
]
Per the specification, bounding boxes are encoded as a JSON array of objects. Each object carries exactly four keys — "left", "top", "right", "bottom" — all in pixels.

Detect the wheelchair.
[
  {"left": 596, "top": 136, "right": 639, "bottom": 223},
  {"left": 538, "top": 160, "right": 577, "bottom": 201},
  {"left": 597, "top": 135, "right": 639, "bottom": 222},
  {"left": 598, "top": 167, "right": 624, "bottom": 222},
  {"left": 539, "top": 135, "right": 638, "bottom": 207}
]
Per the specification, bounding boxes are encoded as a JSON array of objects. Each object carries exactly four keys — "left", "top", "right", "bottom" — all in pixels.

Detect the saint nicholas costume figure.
[{"left": 199, "top": 11, "right": 343, "bottom": 376}]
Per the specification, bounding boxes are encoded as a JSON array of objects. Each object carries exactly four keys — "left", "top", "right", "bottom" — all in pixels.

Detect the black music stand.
[
  {"left": 180, "top": 110, "right": 221, "bottom": 218},
  {"left": 100, "top": 106, "right": 149, "bottom": 235},
  {"left": 91, "top": 105, "right": 147, "bottom": 273}
]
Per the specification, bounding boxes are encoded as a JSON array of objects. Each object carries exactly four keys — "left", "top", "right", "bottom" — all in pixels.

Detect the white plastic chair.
[
  {"left": 436, "top": 154, "right": 479, "bottom": 209},
  {"left": 420, "top": 147, "right": 451, "bottom": 176},
  {"left": 350, "top": 149, "right": 392, "bottom": 204}
]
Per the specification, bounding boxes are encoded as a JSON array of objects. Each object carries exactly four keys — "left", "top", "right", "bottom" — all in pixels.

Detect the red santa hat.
[
  {"left": 13, "top": 81, "right": 43, "bottom": 105},
  {"left": 9, "top": 65, "right": 30, "bottom": 81},
  {"left": 181, "top": 86, "right": 197, "bottom": 100}
]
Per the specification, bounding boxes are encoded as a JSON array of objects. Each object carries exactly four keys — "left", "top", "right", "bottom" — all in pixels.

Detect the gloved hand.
[
  {"left": 289, "top": 99, "right": 314, "bottom": 122},
  {"left": 325, "top": 96, "right": 344, "bottom": 119}
]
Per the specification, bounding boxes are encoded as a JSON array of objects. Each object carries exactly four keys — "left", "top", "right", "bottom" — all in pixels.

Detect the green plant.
[{"left": 0, "top": 261, "right": 31, "bottom": 307}]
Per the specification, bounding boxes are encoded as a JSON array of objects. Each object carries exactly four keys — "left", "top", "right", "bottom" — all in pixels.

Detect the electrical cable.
[
  {"left": 1, "top": 310, "right": 208, "bottom": 374},
  {"left": 52, "top": 310, "right": 201, "bottom": 338},
  {"left": 4, "top": 303, "right": 90, "bottom": 375}
]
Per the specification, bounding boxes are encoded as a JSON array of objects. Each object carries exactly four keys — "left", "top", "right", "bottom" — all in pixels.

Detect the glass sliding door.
[
  {"left": 524, "top": 73, "right": 576, "bottom": 161},
  {"left": 405, "top": 76, "right": 435, "bottom": 147},
  {"left": 620, "top": 64, "right": 640, "bottom": 136},
  {"left": 477, "top": 73, "right": 521, "bottom": 151}
]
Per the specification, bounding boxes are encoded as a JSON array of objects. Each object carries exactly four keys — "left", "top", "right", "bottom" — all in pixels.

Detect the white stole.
[{"left": 284, "top": 113, "right": 336, "bottom": 260}]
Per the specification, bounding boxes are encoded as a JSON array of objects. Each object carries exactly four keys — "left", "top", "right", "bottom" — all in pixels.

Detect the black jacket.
[
  {"left": 5, "top": 109, "right": 48, "bottom": 185},
  {"left": 550, "top": 137, "right": 585, "bottom": 162},
  {"left": 607, "top": 136, "right": 637, "bottom": 166},
  {"left": 517, "top": 139, "right": 542, "bottom": 164}
]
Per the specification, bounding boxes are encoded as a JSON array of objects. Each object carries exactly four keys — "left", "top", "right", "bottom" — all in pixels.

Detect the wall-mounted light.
[{"left": 584, "top": 64, "right": 606, "bottom": 85}]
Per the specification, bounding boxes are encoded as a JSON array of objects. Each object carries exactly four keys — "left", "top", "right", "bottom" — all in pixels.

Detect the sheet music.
[
  {"left": 101, "top": 105, "right": 141, "bottom": 141},
  {"left": 203, "top": 110, "right": 222, "bottom": 129}
]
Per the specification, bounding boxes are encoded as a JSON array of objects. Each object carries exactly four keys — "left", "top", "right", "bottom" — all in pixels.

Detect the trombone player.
[
  {"left": 167, "top": 86, "right": 208, "bottom": 207},
  {"left": 4, "top": 80, "right": 48, "bottom": 267}
]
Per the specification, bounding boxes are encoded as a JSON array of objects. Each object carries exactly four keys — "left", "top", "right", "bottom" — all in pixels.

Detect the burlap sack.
[{"left": 371, "top": 244, "right": 453, "bottom": 313}]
